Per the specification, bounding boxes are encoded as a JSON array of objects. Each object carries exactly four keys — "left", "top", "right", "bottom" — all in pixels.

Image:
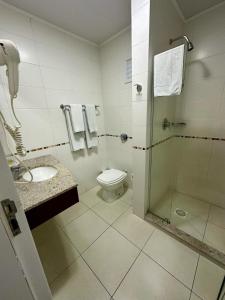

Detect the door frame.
[{"left": 0, "top": 141, "right": 52, "bottom": 300}]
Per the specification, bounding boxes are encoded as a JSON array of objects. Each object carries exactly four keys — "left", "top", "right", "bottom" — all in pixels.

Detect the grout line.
[
  {"left": 90, "top": 199, "right": 131, "bottom": 226},
  {"left": 44, "top": 189, "right": 200, "bottom": 298},
  {"left": 48, "top": 254, "right": 82, "bottom": 287},
  {"left": 55, "top": 204, "right": 91, "bottom": 229},
  {"left": 79, "top": 255, "right": 112, "bottom": 298},
  {"left": 63, "top": 216, "right": 110, "bottom": 256},
  {"left": 112, "top": 249, "right": 142, "bottom": 297},
  {"left": 111, "top": 225, "right": 142, "bottom": 251},
  {"left": 80, "top": 224, "right": 110, "bottom": 255},
  {"left": 189, "top": 255, "right": 201, "bottom": 300},
  {"left": 202, "top": 203, "right": 211, "bottom": 242},
  {"left": 143, "top": 251, "right": 193, "bottom": 293},
  {"left": 76, "top": 192, "right": 143, "bottom": 297},
  {"left": 79, "top": 196, "right": 161, "bottom": 297},
  {"left": 49, "top": 214, "right": 111, "bottom": 294},
  {"left": 141, "top": 225, "right": 156, "bottom": 250}
]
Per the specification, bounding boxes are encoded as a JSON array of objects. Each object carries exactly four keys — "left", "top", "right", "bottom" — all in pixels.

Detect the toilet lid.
[{"left": 97, "top": 169, "right": 127, "bottom": 184}]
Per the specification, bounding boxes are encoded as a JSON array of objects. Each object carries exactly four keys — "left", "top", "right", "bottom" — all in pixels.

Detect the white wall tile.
[
  {"left": 132, "top": 41, "right": 149, "bottom": 75},
  {"left": 132, "top": 149, "right": 149, "bottom": 218},
  {"left": 48, "top": 109, "right": 68, "bottom": 144},
  {"left": 0, "top": 4, "right": 33, "bottom": 38},
  {"left": 100, "top": 29, "right": 132, "bottom": 181},
  {"left": 35, "top": 43, "right": 71, "bottom": 71},
  {"left": 132, "top": 101, "right": 149, "bottom": 126},
  {"left": 14, "top": 86, "right": 47, "bottom": 109},
  {"left": 132, "top": 4, "right": 150, "bottom": 46},
  {"left": 15, "top": 108, "right": 53, "bottom": 149},
  {"left": 45, "top": 89, "right": 75, "bottom": 109},
  {"left": 41, "top": 67, "right": 73, "bottom": 90},
  {"left": 0, "top": 2, "right": 106, "bottom": 193},
  {"left": 19, "top": 63, "right": 43, "bottom": 87},
  {"left": 31, "top": 19, "right": 66, "bottom": 48}
]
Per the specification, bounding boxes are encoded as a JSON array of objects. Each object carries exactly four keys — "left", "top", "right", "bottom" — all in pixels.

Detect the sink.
[{"left": 23, "top": 166, "right": 58, "bottom": 182}]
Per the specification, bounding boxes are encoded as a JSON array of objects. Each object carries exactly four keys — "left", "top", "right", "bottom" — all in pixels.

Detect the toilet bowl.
[{"left": 97, "top": 169, "right": 127, "bottom": 202}]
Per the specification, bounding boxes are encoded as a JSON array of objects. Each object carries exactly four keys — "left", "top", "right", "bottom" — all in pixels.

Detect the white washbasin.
[{"left": 23, "top": 166, "right": 58, "bottom": 182}]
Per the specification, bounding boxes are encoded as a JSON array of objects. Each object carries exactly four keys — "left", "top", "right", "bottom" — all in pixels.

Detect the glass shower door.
[{"left": 149, "top": 34, "right": 225, "bottom": 252}]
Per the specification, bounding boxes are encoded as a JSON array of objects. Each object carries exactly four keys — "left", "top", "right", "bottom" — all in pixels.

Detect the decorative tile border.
[
  {"left": 19, "top": 142, "right": 69, "bottom": 155},
  {"left": 132, "top": 135, "right": 174, "bottom": 151},
  {"left": 150, "top": 135, "right": 175, "bottom": 148},
  {"left": 11, "top": 133, "right": 133, "bottom": 156},
  {"left": 176, "top": 134, "right": 225, "bottom": 142},
  {"left": 17, "top": 133, "right": 224, "bottom": 155},
  {"left": 132, "top": 145, "right": 150, "bottom": 151},
  {"left": 133, "top": 134, "right": 225, "bottom": 151}
]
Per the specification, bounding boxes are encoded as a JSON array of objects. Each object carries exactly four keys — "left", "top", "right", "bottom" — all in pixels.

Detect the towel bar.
[{"left": 60, "top": 104, "right": 100, "bottom": 111}]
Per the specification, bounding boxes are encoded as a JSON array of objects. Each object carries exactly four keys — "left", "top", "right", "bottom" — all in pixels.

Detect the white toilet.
[{"left": 97, "top": 169, "right": 127, "bottom": 202}]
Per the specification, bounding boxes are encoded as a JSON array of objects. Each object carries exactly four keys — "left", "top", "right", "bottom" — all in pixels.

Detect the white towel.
[
  {"left": 154, "top": 45, "right": 185, "bottom": 97},
  {"left": 85, "top": 104, "right": 97, "bottom": 133},
  {"left": 83, "top": 109, "right": 98, "bottom": 149},
  {"left": 64, "top": 108, "right": 85, "bottom": 151},
  {"left": 70, "top": 104, "right": 84, "bottom": 133}
]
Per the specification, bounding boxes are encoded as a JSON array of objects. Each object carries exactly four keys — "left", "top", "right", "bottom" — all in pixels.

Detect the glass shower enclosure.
[{"left": 149, "top": 3, "right": 225, "bottom": 255}]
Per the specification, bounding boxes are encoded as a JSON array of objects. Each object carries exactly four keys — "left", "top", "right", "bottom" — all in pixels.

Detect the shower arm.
[{"left": 169, "top": 35, "right": 194, "bottom": 52}]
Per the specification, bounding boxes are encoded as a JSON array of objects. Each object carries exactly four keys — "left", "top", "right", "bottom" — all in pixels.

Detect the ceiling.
[
  {"left": 2, "top": 0, "right": 131, "bottom": 44},
  {"left": 175, "top": 0, "right": 225, "bottom": 20},
  {"left": 3, "top": 0, "right": 224, "bottom": 44}
]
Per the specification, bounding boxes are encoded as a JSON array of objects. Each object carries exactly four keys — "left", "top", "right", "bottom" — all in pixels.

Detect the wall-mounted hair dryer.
[
  {"left": 0, "top": 40, "right": 19, "bottom": 98},
  {"left": 0, "top": 39, "right": 26, "bottom": 156}
]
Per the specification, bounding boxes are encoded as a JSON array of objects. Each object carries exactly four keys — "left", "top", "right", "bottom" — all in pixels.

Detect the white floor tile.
[
  {"left": 36, "top": 226, "right": 79, "bottom": 283},
  {"left": 113, "top": 209, "right": 155, "bottom": 249},
  {"left": 80, "top": 186, "right": 102, "bottom": 208},
  {"left": 143, "top": 230, "right": 199, "bottom": 288},
  {"left": 193, "top": 256, "right": 225, "bottom": 300},
  {"left": 170, "top": 193, "right": 209, "bottom": 240},
  {"left": 119, "top": 189, "right": 133, "bottom": 205},
  {"left": 171, "top": 213, "right": 207, "bottom": 240},
  {"left": 92, "top": 199, "right": 130, "bottom": 224},
  {"left": 208, "top": 205, "right": 225, "bottom": 229},
  {"left": 204, "top": 222, "right": 225, "bottom": 253},
  {"left": 190, "top": 293, "right": 202, "bottom": 300},
  {"left": 172, "top": 193, "right": 210, "bottom": 220},
  {"left": 114, "top": 253, "right": 191, "bottom": 300},
  {"left": 54, "top": 202, "right": 89, "bottom": 228},
  {"left": 51, "top": 257, "right": 110, "bottom": 300},
  {"left": 83, "top": 227, "right": 139, "bottom": 295},
  {"left": 32, "top": 219, "right": 57, "bottom": 246},
  {"left": 63, "top": 210, "right": 109, "bottom": 253}
]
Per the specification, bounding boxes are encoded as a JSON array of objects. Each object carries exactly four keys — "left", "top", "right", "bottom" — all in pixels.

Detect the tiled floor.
[
  {"left": 32, "top": 186, "right": 225, "bottom": 300},
  {"left": 167, "top": 192, "right": 225, "bottom": 254}
]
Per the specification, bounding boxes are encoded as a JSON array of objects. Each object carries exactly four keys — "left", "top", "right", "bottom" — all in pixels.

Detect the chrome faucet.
[{"left": 10, "top": 164, "right": 25, "bottom": 180}]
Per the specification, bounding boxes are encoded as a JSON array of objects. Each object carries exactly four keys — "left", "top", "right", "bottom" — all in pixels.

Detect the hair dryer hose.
[
  {"left": 2, "top": 120, "right": 26, "bottom": 156},
  {"left": 14, "top": 127, "right": 27, "bottom": 156}
]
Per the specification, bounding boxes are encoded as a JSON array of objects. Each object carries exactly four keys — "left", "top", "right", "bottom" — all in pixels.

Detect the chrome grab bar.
[{"left": 162, "top": 118, "right": 186, "bottom": 130}]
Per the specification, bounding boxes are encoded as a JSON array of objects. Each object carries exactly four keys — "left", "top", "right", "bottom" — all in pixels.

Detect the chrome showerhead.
[{"left": 169, "top": 35, "right": 194, "bottom": 52}]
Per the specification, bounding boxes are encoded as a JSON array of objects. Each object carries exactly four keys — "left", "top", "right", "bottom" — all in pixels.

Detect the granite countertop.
[{"left": 15, "top": 155, "right": 77, "bottom": 212}]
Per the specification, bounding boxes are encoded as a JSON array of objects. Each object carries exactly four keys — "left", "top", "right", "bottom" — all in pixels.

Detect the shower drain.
[{"left": 175, "top": 208, "right": 187, "bottom": 217}]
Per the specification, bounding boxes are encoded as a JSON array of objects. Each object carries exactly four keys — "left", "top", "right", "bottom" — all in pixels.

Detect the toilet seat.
[{"left": 97, "top": 169, "right": 127, "bottom": 185}]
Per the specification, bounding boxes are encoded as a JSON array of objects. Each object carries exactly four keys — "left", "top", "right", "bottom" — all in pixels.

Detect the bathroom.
[{"left": 0, "top": 0, "right": 225, "bottom": 299}]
